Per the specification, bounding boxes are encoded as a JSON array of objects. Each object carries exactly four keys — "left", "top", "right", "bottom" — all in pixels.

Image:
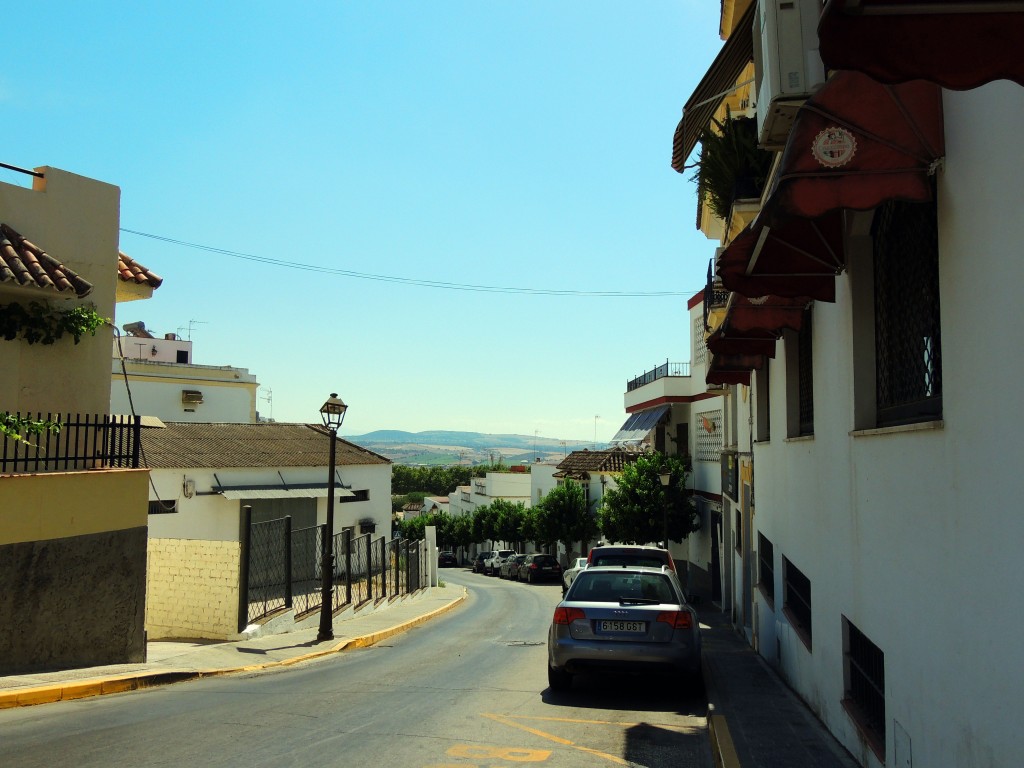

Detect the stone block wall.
[{"left": 145, "top": 538, "right": 241, "bottom": 640}]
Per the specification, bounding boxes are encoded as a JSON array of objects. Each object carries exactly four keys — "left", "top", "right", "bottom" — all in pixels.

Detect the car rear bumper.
[{"left": 549, "top": 636, "right": 700, "bottom": 676}]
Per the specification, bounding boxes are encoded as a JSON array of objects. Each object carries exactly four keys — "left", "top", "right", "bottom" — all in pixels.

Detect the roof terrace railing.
[
  {"left": 626, "top": 360, "right": 691, "bottom": 392},
  {"left": 1, "top": 413, "right": 141, "bottom": 473}
]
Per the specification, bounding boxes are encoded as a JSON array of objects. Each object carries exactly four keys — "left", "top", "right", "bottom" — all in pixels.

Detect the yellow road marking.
[{"left": 482, "top": 713, "right": 629, "bottom": 766}]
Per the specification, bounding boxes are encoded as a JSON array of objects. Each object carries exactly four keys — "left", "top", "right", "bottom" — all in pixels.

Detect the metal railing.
[
  {"left": 1, "top": 413, "right": 141, "bottom": 473},
  {"left": 240, "top": 506, "right": 427, "bottom": 630},
  {"left": 626, "top": 361, "right": 691, "bottom": 392}
]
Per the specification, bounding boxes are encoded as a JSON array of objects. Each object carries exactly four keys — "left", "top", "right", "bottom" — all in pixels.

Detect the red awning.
[
  {"left": 819, "top": 0, "right": 1024, "bottom": 90},
  {"left": 706, "top": 352, "right": 764, "bottom": 386},
  {"left": 716, "top": 71, "right": 944, "bottom": 301},
  {"left": 672, "top": 2, "right": 755, "bottom": 173},
  {"left": 717, "top": 209, "right": 845, "bottom": 301},
  {"left": 705, "top": 295, "right": 808, "bottom": 386},
  {"left": 706, "top": 293, "right": 807, "bottom": 361}
]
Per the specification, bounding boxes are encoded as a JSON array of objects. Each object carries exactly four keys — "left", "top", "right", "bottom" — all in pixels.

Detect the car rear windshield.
[
  {"left": 533, "top": 555, "right": 558, "bottom": 565},
  {"left": 570, "top": 572, "right": 677, "bottom": 604}
]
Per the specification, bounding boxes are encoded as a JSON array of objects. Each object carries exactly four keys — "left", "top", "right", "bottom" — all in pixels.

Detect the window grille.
[
  {"left": 148, "top": 500, "right": 177, "bottom": 514},
  {"left": 798, "top": 310, "right": 814, "bottom": 436},
  {"left": 694, "top": 410, "right": 723, "bottom": 462},
  {"left": 758, "top": 532, "right": 775, "bottom": 605},
  {"left": 872, "top": 197, "right": 942, "bottom": 426},
  {"left": 844, "top": 618, "right": 886, "bottom": 750},
  {"left": 784, "top": 556, "right": 812, "bottom": 648},
  {"left": 694, "top": 316, "right": 707, "bottom": 366}
]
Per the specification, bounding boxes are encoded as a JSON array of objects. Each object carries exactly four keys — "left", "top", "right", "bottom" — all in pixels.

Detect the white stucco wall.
[
  {"left": 147, "top": 463, "right": 392, "bottom": 542},
  {"left": 111, "top": 360, "right": 258, "bottom": 424},
  {"left": 748, "top": 81, "right": 1024, "bottom": 768}
]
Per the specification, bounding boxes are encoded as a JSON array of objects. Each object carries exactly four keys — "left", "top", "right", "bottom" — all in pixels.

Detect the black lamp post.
[
  {"left": 659, "top": 467, "right": 672, "bottom": 550},
  {"left": 318, "top": 393, "right": 348, "bottom": 642}
]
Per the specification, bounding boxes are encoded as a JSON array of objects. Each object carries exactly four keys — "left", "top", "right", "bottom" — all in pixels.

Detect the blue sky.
[{"left": 3, "top": 2, "right": 721, "bottom": 443}]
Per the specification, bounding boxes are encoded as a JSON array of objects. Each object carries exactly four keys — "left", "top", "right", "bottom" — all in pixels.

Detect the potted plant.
[{"left": 690, "top": 110, "right": 774, "bottom": 221}]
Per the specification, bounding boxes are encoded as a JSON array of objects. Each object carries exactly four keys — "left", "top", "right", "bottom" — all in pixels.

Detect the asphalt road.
[{"left": 0, "top": 569, "right": 711, "bottom": 768}]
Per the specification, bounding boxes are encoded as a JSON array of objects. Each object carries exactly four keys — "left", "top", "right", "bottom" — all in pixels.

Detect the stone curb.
[
  {"left": 703, "top": 649, "right": 741, "bottom": 768},
  {"left": 0, "top": 588, "right": 467, "bottom": 710}
]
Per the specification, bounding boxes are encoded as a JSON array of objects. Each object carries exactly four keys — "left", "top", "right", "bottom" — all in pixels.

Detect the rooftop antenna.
[
  {"left": 259, "top": 387, "right": 273, "bottom": 420},
  {"left": 176, "top": 319, "right": 207, "bottom": 341},
  {"left": 594, "top": 415, "right": 599, "bottom": 449}
]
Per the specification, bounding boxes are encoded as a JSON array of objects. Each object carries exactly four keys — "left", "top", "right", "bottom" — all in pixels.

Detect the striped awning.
[{"left": 610, "top": 405, "right": 670, "bottom": 445}]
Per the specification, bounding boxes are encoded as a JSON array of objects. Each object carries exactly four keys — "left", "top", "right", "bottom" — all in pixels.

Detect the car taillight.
[
  {"left": 554, "top": 607, "right": 586, "bottom": 625},
  {"left": 656, "top": 611, "right": 693, "bottom": 630}
]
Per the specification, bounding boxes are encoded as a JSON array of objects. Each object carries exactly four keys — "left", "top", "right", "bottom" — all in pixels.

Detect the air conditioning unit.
[
  {"left": 181, "top": 389, "right": 204, "bottom": 404},
  {"left": 753, "top": 0, "right": 826, "bottom": 150}
]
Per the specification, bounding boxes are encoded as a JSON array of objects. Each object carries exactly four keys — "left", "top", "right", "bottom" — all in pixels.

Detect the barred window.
[
  {"left": 783, "top": 556, "right": 812, "bottom": 649},
  {"left": 148, "top": 500, "right": 177, "bottom": 514},
  {"left": 694, "top": 410, "right": 723, "bottom": 462},
  {"left": 758, "top": 532, "right": 775, "bottom": 605},
  {"left": 872, "top": 197, "right": 942, "bottom": 426},
  {"left": 843, "top": 618, "right": 886, "bottom": 755}
]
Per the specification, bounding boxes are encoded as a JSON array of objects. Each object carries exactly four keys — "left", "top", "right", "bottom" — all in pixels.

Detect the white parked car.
[
  {"left": 484, "top": 549, "right": 515, "bottom": 576},
  {"left": 562, "top": 557, "right": 588, "bottom": 595}
]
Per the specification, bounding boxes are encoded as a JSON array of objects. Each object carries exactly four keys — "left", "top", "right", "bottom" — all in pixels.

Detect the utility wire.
[{"left": 120, "top": 227, "right": 697, "bottom": 298}]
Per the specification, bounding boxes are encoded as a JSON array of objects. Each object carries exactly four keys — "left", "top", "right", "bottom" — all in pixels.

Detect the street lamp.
[
  {"left": 318, "top": 393, "right": 348, "bottom": 642},
  {"left": 659, "top": 467, "right": 672, "bottom": 550}
]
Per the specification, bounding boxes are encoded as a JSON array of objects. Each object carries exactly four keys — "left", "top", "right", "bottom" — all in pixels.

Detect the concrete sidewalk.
[
  {"left": 699, "top": 607, "right": 860, "bottom": 768},
  {"left": 0, "top": 585, "right": 466, "bottom": 709}
]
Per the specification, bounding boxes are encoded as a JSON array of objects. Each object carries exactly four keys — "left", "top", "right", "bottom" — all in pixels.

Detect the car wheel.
[{"left": 548, "top": 664, "right": 572, "bottom": 692}]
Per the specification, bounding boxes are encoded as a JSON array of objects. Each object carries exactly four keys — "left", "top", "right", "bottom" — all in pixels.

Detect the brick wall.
[{"left": 146, "top": 538, "right": 241, "bottom": 640}]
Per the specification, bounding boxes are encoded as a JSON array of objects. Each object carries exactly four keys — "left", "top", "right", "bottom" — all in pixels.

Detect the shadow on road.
[{"left": 540, "top": 669, "right": 707, "bottom": 717}]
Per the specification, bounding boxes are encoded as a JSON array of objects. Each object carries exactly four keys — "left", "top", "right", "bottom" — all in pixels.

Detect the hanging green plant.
[
  {"left": 1, "top": 412, "right": 62, "bottom": 444},
  {"left": 0, "top": 301, "right": 109, "bottom": 345},
  {"left": 690, "top": 111, "right": 774, "bottom": 222}
]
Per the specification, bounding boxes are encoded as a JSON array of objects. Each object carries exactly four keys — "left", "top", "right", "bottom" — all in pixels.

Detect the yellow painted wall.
[
  {"left": 146, "top": 538, "right": 241, "bottom": 640},
  {"left": 0, "top": 167, "right": 121, "bottom": 416},
  {"left": 0, "top": 469, "right": 149, "bottom": 545}
]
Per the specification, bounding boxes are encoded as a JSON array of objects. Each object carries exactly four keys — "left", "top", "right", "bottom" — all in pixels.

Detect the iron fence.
[
  {"left": 242, "top": 513, "right": 291, "bottom": 627},
  {"left": 1, "top": 413, "right": 141, "bottom": 473},
  {"left": 239, "top": 506, "right": 427, "bottom": 631},
  {"left": 291, "top": 524, "right": 323, "bottom": 616}
]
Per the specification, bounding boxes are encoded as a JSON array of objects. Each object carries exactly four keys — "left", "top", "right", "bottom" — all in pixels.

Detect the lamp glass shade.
[
  {"left": 320, "top": 393, "right": 348, "bottom": 429},
  {"left": 659, "top": 471, "right": 671, "bottom": 487}
]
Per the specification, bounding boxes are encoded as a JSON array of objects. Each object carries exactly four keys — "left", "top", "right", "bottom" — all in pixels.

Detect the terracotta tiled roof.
[
  {"left": 139, "top": 422, "right": 392, "bottom": 470},
  {"left": 118, "top": 252, "right": 163, "bottom": 289},
  {"left": 554, "top": 448, "right": 641, "bottom": 479},
  {"left": 0, "top": 223, "right": 94, "bottom": 298}
]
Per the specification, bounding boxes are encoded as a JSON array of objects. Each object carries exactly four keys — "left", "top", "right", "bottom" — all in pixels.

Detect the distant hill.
[{"left": 345, "top": 430, "right": 606, "bottom": 465}]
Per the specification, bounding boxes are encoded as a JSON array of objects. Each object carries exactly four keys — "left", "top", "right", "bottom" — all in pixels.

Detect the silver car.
[
  {"left": 547, "top": 566, "right": 701, "bottom": 691},
  {"left": 561, "top": 557, "right": 588, "bottom": 595}
]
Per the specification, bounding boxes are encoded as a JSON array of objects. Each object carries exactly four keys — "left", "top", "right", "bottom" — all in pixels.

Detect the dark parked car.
[
  {"left": 518, "top": 553, "right": 562, "bottom": 584},
  {"left": 472, "top": 552, "right": 489, "bottom": 574},
  {"left": 438, "top": 551, "right": 458, "bottom": 568},
  {"left": 547, "top": 565, "right": 701, "bottom": 691},
  {"left": 500, "top": 554, "right": 528, "bottom": 580}
]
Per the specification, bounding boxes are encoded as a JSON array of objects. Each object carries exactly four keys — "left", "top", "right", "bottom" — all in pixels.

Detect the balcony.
[
  {"left": 626, "top": 360, "right": 691, "bottom": 393},
  {"left": 1, "top": 414, "right": 141, "bottom": 474}
]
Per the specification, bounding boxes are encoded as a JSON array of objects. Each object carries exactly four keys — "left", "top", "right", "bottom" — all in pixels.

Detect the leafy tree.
[
  {"left": 472, "top": 504, "right": 497, "bottom": 547},
  {"left": 491, "top": 498, "right": 528, "bottom": 550},
  {"left": 598, "top": 452, "right": 697, "bottom": 546},
  {"left": 533, "top": 480, "right": 599, "bottom": 562}
]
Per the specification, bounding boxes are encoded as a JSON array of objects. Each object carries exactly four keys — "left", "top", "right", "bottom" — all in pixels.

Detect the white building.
[
  {"left": 677, "top": 2, "right": 1024, "bottom": 765},
  {"left": 142, "top": 421, "right": 391, "bottom": 640},
  {"left": 612, "top": 293, "right": 726, "bottom": 600},
  {"left": 111, "top": 322, "right": 259, "bottom": 423}
]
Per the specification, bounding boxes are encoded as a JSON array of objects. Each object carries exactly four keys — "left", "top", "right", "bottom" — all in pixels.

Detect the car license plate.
[{"left": 599, "top": 620, "right": 645, "bottom": 633}]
